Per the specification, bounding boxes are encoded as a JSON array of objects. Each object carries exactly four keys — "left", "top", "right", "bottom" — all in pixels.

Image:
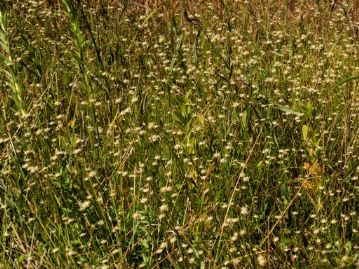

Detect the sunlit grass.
[{"left": 0, "top": 0, "right": 358, "bottom": 268}]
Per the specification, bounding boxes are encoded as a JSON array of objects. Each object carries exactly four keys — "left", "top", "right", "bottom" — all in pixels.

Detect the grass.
[{"left": 0, "top": 0, "right": 358, "bottom": 268}]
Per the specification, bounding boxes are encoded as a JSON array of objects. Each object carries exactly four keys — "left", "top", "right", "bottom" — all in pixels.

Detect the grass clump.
[{"left": 0, "top": 0, "right": 358, "bottom": 268}]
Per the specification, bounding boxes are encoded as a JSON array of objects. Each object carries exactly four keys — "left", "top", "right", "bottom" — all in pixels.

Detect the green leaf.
[
  {"left": 302, "top": 124, "right": 309, "bottom": 141},
  {"left": 345, "top": 241, "right": 352, "bottom": 254},
  {"left": 71, "top": 240, "right": 81, "bottom": 245},
  {"left": 18, "top": 255, "right": 26, "bottom": 263},
  {"left": 305, "top": 102, "right": 313, "bottom": 116},
  {"left": 141, "top": 239, "right": 149, "bottom": 249},
  {"left": 173, "top": 111, "right": 185, "bottom": 126},
  {"left": 273, "top": 103, "right": 304, "bottom": 116}
]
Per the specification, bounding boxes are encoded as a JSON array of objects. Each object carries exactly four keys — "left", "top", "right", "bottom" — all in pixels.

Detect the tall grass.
[
  {"left": 0, "top": 0, "right": 358, "bottom": 268},
  {"left": 0, "top": 9, "right": 26, "bottom": 116}
]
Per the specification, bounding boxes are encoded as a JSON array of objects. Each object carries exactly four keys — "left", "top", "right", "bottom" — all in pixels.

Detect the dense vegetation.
[{"left": 1, "top": 0, "right": 358, "bottom": 268}]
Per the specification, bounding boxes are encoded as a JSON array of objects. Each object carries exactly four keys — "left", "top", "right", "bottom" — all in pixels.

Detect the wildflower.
[{"left": 257, "top": 254, "right": 266, "bottom": 267}]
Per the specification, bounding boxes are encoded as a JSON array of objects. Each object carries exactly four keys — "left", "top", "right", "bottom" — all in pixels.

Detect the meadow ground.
[{"left": 0, "top": 0, "right": 359, "bottom": 268}]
